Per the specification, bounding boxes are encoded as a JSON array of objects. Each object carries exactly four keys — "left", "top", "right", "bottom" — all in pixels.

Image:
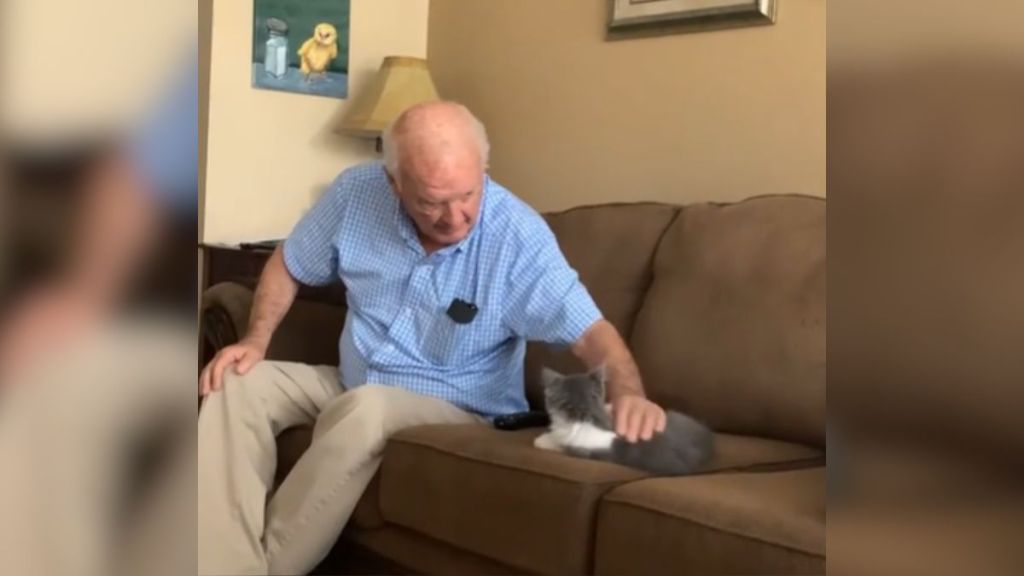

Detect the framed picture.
[
  {"left": 251, "top": 0, "right": 350, "bottom": 99},
  {"left": 607, "top": 0, "right": 777, "bottom": 39}
]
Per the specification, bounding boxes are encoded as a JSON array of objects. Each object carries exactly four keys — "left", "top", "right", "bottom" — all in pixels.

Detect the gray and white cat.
[{"left": 534, "top": 367, "right": 714, "bottom": 475}]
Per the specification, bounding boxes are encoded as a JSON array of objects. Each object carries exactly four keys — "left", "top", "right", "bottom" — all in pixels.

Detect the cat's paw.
[{"left": 533, "top": 432, "right": 563, "bottom": 452}]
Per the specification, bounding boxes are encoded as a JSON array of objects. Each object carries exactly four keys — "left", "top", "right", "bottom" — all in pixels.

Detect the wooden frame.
[{"left": 607, "top": 0, "right": 777, "bottom": 39}]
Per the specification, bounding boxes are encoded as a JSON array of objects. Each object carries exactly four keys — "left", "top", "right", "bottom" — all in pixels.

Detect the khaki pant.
[
  {"left": 0, "top": 317, "right": 196, "bottom": 576},
  {"left": 198, "top": 361, "right": 483, "bottom": 576}
]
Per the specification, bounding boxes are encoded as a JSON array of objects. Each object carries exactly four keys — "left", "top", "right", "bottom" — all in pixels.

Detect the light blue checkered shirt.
[{"left": 283, "top": 162, "right": 603, "bottom": 418}]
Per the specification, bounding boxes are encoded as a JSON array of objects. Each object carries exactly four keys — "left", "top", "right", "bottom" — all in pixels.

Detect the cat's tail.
[
  {"left": 605, "top": 410, "right": 715, "bottom": 476},
  {"left": 667, "top": 410, "right": 715, "bottom": 471}
]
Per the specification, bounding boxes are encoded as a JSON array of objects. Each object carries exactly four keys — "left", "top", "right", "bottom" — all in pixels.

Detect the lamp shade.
[{"left": 338, "top": 56, "right": 439, "bottom": 137}]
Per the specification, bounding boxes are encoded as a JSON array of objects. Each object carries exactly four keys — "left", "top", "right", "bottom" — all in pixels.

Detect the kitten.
[{"left": 534, "top": 367, "right": 714, "bottom": 475}]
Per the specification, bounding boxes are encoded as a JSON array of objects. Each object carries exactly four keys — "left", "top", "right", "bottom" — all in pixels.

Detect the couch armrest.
[{"left": 200, "top": 282, "right": 253, "bottom": 365}]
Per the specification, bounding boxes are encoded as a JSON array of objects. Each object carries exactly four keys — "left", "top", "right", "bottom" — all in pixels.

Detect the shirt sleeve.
[
  {"left": 503, "top": 218, "right": 603, "bottom": 345},
  {"left": 282, "top": 172, "right": 351, "bottom": 285},
  {"left": 130, "top": 55, "right": 198, "bottom": 214}
]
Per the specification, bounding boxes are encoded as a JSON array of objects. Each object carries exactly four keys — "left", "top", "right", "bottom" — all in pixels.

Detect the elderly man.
[{"left": 197, "top": 101, "right": 665, "bottom": 575}]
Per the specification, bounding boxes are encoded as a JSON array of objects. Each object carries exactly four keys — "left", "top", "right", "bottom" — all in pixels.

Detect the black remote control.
[{"left": 493, "top": 411, "right": 550, "bottom": 431}]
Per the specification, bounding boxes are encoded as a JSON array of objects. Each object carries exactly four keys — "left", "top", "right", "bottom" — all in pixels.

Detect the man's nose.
[{"left": 443, "top": 202, "right": 459, "bottom": 224}]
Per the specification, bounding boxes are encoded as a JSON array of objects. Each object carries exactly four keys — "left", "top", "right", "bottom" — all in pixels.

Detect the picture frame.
[
  {"left": 607, "top": 0, "right": 777, "bottom": 39},
  {"left": 251, "top": 0, "right": 351, "bottom": 99}
]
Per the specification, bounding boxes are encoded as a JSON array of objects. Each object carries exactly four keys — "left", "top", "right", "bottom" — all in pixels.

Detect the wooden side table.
[
  {"left": 200, "top": 242, "right": 347, "bottom": 302},
  {"left": 201, "top": 242, "right": 278, "bottom": 293}
]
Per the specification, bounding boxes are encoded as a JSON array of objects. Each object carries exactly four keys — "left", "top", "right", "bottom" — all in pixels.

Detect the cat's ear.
[{"left": 540, "top": 367, "right": 563, "bottom": 387}]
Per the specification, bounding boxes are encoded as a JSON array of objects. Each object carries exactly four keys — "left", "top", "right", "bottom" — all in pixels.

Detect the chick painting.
[
  {"left": 251, "top": 0, "right": 349, "bottom": 99},
  {"left": 298, "top": 22, "right": 338, "bottom": 82}
]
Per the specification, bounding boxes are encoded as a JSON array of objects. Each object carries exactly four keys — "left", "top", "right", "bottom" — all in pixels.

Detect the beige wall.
[
  {"left": 0, "top": 0, "right": 196, "bottom": 144},
  {"left": 428, "top": 0, "right": 825, "bottom": 211},
  {"left": 202, "top": 0, "right": 430, "bottom": 244},
  {"left": 201, "top": 0, "right": 823, "bottom": 241}
]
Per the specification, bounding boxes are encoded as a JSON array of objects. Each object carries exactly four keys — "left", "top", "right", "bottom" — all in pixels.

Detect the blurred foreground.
[
  {"left": 1, "top": 1, "right": 199, "bottom": 575},
  {"left": 828, "top": 0, "right": 1024, "bottom": 574}
]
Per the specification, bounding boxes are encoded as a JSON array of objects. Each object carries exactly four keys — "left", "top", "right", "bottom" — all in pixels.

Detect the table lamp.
[{"left": 337, "top": 56, "right": 440, "bottom": 152}]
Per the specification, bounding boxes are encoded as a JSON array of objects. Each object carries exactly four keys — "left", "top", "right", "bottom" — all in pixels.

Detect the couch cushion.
[
  {"left": 376, "top": 424, "right": 823, "bottom": 574},
  {"left": 595, "top": 468, "right": 826, "bottom": 575},
  {"left": 630, "top": 196, "right": 826, "bottom": 446},
  {"left": 276, "top": 421, "right": 820, "bottom": 538},
  {"left": 379, "top": 424, "right": 646, "bottom": 575},
  {"left": 344, "top": 524, "right": 525, "bottom": 576},
  {"left": 704, "top": 433, "right": 823, "bottom": 473},
  {"left": 523, "top": 203, "right": 679, "bottom": 408}
]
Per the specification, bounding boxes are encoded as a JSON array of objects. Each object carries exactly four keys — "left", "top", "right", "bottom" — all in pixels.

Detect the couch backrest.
[
  {"left": 525, "top": 196, "right": 825, "bottom": 447},
  {"left": 523, "top": 204, "right": 679, "bottom": 408},
  {"left": 628, "top": 196, "right": 825, "bottom": 447}
]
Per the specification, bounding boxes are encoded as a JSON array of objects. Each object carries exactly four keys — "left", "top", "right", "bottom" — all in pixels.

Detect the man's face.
[{"left": 391, "top": 158, "right": 484, "bottom": 248}]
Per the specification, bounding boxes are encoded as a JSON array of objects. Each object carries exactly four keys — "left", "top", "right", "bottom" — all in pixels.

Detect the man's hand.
[
  {"left": 571, "top": 320, "right": 665, "bottom": 442},
  {"left": 610, "top": 393, "right": 667, "bottom": 443},
  {"left": 199, "top": 246, "right": 299, "bottom": 397},
  {"left": 199, "top": 339, "right": 266, "bottom": 396}
]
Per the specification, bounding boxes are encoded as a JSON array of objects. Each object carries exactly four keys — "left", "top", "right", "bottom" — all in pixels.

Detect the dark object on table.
[{"left": 493, "top": 411, "right": 551, "bottom": 431}]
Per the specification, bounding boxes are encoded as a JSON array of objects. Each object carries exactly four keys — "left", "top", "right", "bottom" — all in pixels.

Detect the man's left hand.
[{"left": 610, "top": 394, "right": 667, "bottom": 443}]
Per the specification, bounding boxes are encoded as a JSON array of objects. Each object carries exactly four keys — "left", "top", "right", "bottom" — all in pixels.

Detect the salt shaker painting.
[{"left": 251, "top": 0, "right": 350, "bottom": 99}]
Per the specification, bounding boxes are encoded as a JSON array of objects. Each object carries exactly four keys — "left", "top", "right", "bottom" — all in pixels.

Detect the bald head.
[
  {"left": 381, "top": 102, "right": 490, "bottom": 251},
  {"left": 382, "top": 101, "right": 489, "bottom": 179}
]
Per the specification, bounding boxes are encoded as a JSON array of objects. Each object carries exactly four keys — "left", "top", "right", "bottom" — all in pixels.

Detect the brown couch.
[{"left": 201, "top": 196, "right": 826, "bottom": 575}]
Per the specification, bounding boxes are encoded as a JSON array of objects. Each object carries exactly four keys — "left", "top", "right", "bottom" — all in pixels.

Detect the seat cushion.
[
  {"left": 276, "top": 417, "right": 820, "bottom": 536},
  {"left": 379, "top": 425, "right": 647, "bottom": 575},
  {"left": 595, "top": 468, "right": 826, "bottom": 575},
  {"left": 376, "top": 424, "right": 823, "bottom": 575},
  {"left": 704, "top": 433, "right": 823, "bottom": 473},
  {"left": 344, "top": 524, "right": 526, "bottom": 576},
  {"left": 629, "top": 196, "right": 826, "bottom": 446}
]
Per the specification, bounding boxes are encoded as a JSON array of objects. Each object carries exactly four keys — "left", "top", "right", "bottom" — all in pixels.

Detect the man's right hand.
[
  {"left": 200, "top": 246, "right": 297, "bottom": 397},
  {"left": 199, "top": 339, "right": 267, "bottom": 396}
]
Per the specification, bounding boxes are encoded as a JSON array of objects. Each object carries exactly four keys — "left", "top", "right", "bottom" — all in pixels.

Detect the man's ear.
[{"left": 540, "top": 367, "right": 562, "bottom": 387}]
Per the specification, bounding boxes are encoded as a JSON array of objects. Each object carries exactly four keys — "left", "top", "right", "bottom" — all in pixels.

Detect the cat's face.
[{"left": 540, "top": 367, "right": 606, "bottom": 421}]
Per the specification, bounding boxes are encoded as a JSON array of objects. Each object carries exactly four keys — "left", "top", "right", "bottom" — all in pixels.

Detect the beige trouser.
[
  {"left": 0, "top": 317, "right": 196, "bottom": 576},
  {"left": 198, "top": 360, "right": 483, "bottom": 576}
]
